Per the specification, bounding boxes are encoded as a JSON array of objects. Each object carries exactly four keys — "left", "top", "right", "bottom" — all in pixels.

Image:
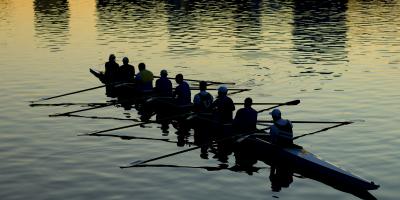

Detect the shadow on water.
[
  {"left": 33, "top": 0, "right": 70, "bottom": 52},
  {"left": 291, "top": 0, "right": 348, "bottom": 68}
]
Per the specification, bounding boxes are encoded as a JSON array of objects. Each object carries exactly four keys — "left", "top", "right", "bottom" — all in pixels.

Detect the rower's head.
[
  {"left": 175, "top": 74, "right": 184, "bottom": 84},
  {"left": 138, "top": 63, "right": 146, "bottom": 71},
  {"left": 122, "top": 57, "right": 129, "bottom": 64},
  {"left": 270, "top": 109, "right": 282, "bottom": 121},
  {"left": 109, "top": 54, "right": 116, "bottom": 62},
  {"left": 218, "top": 86, "right": 228, "bottom": 96},
  {"left": 199, "top": 81, "right": 207, "bottom": 91},
  {"left": 244, "top": 97, "right": 252, "bottom": 108},
  {"left": 160, "top": 69, "right": 168, "bottom": 77}
]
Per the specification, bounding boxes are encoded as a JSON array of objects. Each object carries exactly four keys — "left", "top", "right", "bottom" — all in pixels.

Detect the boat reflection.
[{"left": 33, "top": 0, "right": 70, "bottom": 52}]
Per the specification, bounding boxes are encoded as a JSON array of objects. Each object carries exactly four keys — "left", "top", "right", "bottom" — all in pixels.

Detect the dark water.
[{"left": 0, "top": 0, "right": 399, "bottom": 199}]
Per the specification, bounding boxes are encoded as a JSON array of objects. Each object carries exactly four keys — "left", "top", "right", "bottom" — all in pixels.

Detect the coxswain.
[
  {"left": 233, "top": 97, "right": 257, "bottom": 132},
  {"left": 119, "top": 57, "right": 135, "bottom": 83},
  {"left": 269, "top": 109, "right": 293, "bottom": 146},
  {"left": 193, "top": 81, "right": 213, "bottom": 112},
  {"left": 174, "top": 74, "right": 191, "bottom": 105},
  {"left": 135, "top": 63, "right": 154, "bottom": 92},
  {"left": 155, "top": 69, "right": 173, "bottom": 97},
  {"left": 211, "top": 86, "right": 235, "bottom": 123}
]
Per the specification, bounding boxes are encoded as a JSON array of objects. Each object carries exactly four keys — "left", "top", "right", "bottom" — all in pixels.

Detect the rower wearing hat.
[
  {"left": 211, "top": 86, "right": 235, "bottom": 123},
  {"left": 269, "top": 109, "right": 293, "bottom": 146},
  {"left": 155, "top": 69, "right": 173, "bottom": 97}
]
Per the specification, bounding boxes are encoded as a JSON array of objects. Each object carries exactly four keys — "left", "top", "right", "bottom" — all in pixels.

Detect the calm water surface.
[{"left": 1, "top": 0, "right": 399, "bottom": 199}]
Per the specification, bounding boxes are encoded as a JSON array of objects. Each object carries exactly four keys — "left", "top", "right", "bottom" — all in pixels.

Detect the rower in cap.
[
  {"left": 155, "top": 69, "right": 173, "bottom": 97},
  {"left": 211, "top": 86, "right": 235, "bottom": 123},
  {"left": 174, "top": 74, "right": 191, "bottom": 105},
  {"left": 233, "top": 97, "right": 257, "bottom": 132},
  {"left": 269, "top": 109, "right": 293, "bottom": 146},
  {"left": 193, "top": 81, "right": 213, "bottom": 112},
  {"left": 135, "top": 63, "right": 154, "bottom": 92}
]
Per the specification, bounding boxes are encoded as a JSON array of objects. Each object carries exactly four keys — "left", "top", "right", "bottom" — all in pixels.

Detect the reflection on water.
[
  {"left": 291, "top": 0, "right": 348, "bottom": 77},
  {"left": 33, "top": 0, "right": 70, "bottom": 52},
  {"left": 2, "top": 0, "right": 400, "bottom": 200}
]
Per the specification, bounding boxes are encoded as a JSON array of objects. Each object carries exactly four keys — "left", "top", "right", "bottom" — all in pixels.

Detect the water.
[{"left": 1, "top": 0, "right": 399, "bottom": 199}]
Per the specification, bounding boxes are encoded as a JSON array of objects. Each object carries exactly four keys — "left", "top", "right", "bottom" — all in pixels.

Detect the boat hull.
[{"left": 236, "top": 135, "right": 379, "bottom": 193}]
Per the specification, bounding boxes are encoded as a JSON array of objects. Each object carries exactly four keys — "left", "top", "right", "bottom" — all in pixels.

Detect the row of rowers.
[{"left": 104, "top": 54, "right": 294, "bottom": 145}]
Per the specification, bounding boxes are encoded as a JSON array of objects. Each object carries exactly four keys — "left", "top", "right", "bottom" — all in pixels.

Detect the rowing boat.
[{"left": 235, "top": 134, "right": 379, "bottom": 198}]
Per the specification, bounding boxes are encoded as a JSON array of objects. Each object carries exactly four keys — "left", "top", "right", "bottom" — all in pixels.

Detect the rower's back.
[
  {"left": 269, "top": 109, "right": 293, "bottom": 146},
  {"left": 174, "top": 74, "right": 191, "bottom": 105},
  {"left": 135, "top": 63, "right": 154, "bottom": 92},
  {"left": 233, "top": 97, "right": 257, "bottom": 133},
  {"left": 105, "top": 54, "right": 119, "bottom": 83},
  {"left": 155, "top": 70, "right": 173, "bottom": 97}
]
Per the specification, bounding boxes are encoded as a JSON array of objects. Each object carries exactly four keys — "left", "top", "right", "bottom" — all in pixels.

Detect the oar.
[
  {"left": 29, "top": 102, "right": 109, "bottom": 107},
  {"left": 120, "top": 127, "right": 271, "bottom": 169},
  {"left": 49, "top": 96, "right": 142, "bottom": 117},
  {"left": 257, "top": 120, "right": 354, "bottom": 124},
  {"left": 78, "top": 120, "right": 157, "bottom": 136},
  {"left": 154, "top": 75, "right": 235, "bottom": 85},
  {"left": 49, "top": 102, "right": 116, "bottom": 117},
  {"left": 189, "top": 88, "right": 250, "bottom": 91},
  {"left": 235, "top": 102, "right": 298, "bottom": 106},
  {"left": 257, "top": 100, "right": 300, "bottom": 113},
  {"left": 229, "top": 89, "right": 251, "bottom": 95},
  {"left": 31, "top": 84, "right": 109, "bottom": 103},
  {"left": 78, "top": 112, "right": 193, "bottom": 136},
  {"left": 293, "top": 122, "right": 353, "bottom": 140},
  {"left": 66, "top": 114, "right": 140, "bottom": 122}
]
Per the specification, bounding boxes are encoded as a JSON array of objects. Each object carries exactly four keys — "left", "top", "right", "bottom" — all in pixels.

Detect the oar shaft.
[
  {"left": 189, "top": 88, "right": 250, "bottom": 91},
  {"left": 30, "top": 102, "right": 108, "bottom": 107},
  {"left": 33, "top": 85, "right": 106, "bottom": 103},
  {"left": 293, "top": 122, "right": 352, "bottom": 140},
  {"left": 154, "top": 75, "right": 235, "bottom": 85},
  {"left": 258, "top": 120, "right": 353, "bottom": 124},
  {"left": 120, "top": 146, "right": 200, "bottom": 168},
  {"left": 257, "top": 99, "right": 301, "bottom": 113},
  {"left": 49, "top": 103, "right": 115, "bottom": 117},
  {"left": 235, "top": 102, "right": 289, "bottom": 105},
  {"left": 121, "top": 127, "right": 270, "bottom": 169}
]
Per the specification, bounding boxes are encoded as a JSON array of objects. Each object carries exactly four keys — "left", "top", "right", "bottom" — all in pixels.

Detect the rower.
[
  {"left": 233, "top": 97, "right": 257, "bottom": 133},
  {"left": 135, "top": 63, "right": 154, "bottom": 93},
  {"left": 119, "top": 57, "right": 135, "bottom": 83},
  {"left": 104, "top": 54, "right": 120, "bottom": 97},
  {"left": 104, "top": 54, "right": 119, "bottom": 83},
  {"left": 193, "top": 81, "right": 213, "bottom": 112},
  {"left": 155, "top": 69, "right": 173, "bottom": 97},
  {"left": 269, "top": 109, "right": 293, "bottom": 146},
  {"left": 173, "top": 74, "right": 191, "bottom": 105},
  {"left": 211, "top": 86, "right": 235, "bottom": 123}
]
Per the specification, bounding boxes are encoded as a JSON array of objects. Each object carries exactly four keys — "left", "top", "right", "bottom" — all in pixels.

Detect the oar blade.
[
  {"left": 286, "top": 99, "right": 301, "bottom": 105},
  {"left": 120, "top": 160, "right": 144, "bottom": 168}
]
